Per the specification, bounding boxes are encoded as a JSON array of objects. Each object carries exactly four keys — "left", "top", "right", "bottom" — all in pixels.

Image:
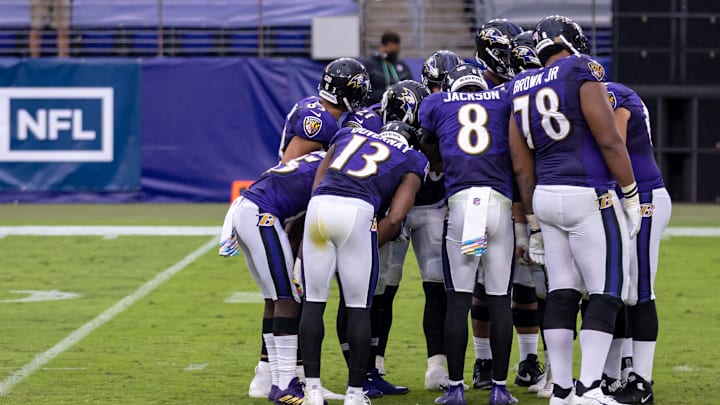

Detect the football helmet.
[
  {"left": 442, "top": 64, "right": 488, "bottom": 92},
  {"left": 533, "top": 15, "right": 589, "bottom": 65},
  {"left": 509, "top": 30, "right": 542, "bottom": 76},
  {"left": 380, "top": 80, "right": 430, "bottom": 129},
  {"left": 474, "top": 18, "right": 523, "bottom": 80},
  {"left": 378, "top": 120, "right": 420, "bottom": 150},
  {"left": 421, "top": 50, "right": 465, "bottom": 90},
  {"left": 318, "top": 57, "right": 371, "bottom": 111}
]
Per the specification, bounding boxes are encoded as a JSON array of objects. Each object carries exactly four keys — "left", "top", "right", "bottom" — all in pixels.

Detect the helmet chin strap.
[
  {"left": 559, "top": 34, "right": 580, "bottom": 55},
  {"left": 342, "top": 97, "right": 355, "bottom": 113}
]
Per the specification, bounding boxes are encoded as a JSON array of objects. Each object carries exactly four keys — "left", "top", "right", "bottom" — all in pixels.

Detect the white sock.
[
  {"left": 274, "top": 334, "right": 298, "bottom": 390},
  {"left": 621, "top": 338, "right": 634, "bottom": 380},
  {"left": 375, "top": 355, "right": 385, "bottom": 375},
  {"left": 603, "top": 338, "right": 624, "bottom": 379},
  {"left": 544, "top": 329, "right": 574, "bottom": 390},
  {"left": 492, "top": 379, "right": 507, "bottom": 385},
  {"left": 262, "top": 333, "right": 279, "bottom": 387},
  {"left": 449, "top": 379, "right": 464, "bottom": 387},
  {"left": 578, "top": 329, "right": 613, "bottom": 388},
  {"left": 306, "top": 377, "right": 322, "bottom": 391},
  {"left": 517, "top": 333, "right": 539, "bottom": 362},
  {"left": 346, "top": 385, "right": 364, "bottom": 396},
  {"left": 473, "top": 337, "right": 492, "bottom": 360},
  {"left": 632, "top": 340, "right": 656, "bottom": 382}
]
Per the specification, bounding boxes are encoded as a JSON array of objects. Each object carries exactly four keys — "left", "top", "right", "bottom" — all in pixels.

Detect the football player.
[
  {"left": 421, "top": 49, "right": 466, "bottom": 93},
  {"left": 299, "top": 122, "right": 428, "bottom": 405},
  {"left": 507, "top": 15, "right": 641, "bottom": 405},
  {"left": 601, "top": 81, "right": 671, "bottom": 405},
  {"left": 249, "top": 57, "right": 370, "bottom": 401},
  {"left": 471, "top": 18, "right": 548, "bottom": 392},
  {"left": 218, "top": 151, "right": 326, "bottom": 404},
  {"left": 375, "top": 79, "right": 451, "bottom": 392},
  {"left": 420, "top": 64, "right": 517, "bottom": 405}
]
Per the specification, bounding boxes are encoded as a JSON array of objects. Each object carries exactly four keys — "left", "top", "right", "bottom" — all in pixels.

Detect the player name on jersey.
[
  {"left": 442, "top": 90, "right": 502, "bottom": 102},
  {"left": 512, "top": 66, "right": 559, "bottom": 93}
]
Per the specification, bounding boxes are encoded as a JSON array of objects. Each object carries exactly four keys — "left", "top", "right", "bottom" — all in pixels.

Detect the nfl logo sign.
[{"left": 473, "top": 197, "right": 481, "bottom": 206}]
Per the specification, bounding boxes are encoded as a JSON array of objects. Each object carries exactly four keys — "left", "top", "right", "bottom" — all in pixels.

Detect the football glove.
[
  {"left": 621, "top": 182, "right": 641, "bottom": 239},
  {"left": 526, "top": 214, "right": 545, "bottom": 265},
  {"left": 514, "top": 222, "right": 530, "bottom": 266},
  {"left": 218, "top": 229, "right": 239, "bottom": 257}
]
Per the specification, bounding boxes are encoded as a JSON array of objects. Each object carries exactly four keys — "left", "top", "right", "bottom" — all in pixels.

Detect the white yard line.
[
  {"left": 0, "top": 226, "right": 221, "bottom": 237},
  {"left": 0, "top": 237, "right": 217, "bottom": 397}
]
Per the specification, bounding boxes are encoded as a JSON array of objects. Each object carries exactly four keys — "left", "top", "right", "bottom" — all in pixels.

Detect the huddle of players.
[{"left": 220, "top": 13, "right": 669, "bottom": 405}]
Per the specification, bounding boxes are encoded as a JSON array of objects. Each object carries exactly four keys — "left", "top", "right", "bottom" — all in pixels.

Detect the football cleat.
[
  {"left": 434, "top": 383, "right": 467, "bottom": 405},
  {"left": 532, "top": 363, "right": 553, "bottom": 398},
  {"left": 613, "top": 372, "right": 654, "bottom": 404},
  {"left": 489, "top": 383, "right": 519, "bottom": 405},
  {"left": 472, "top": 358, "right": 492, "bottom": 390},
  {"left": 573, "top": 380, "right": 626, "bottom": 405},
  {"left": 549, "top": 384, "right": 573, "bottom": 405},
  {"left": 268, "top": 385, "right": 280, "bottom": 401},
  {"left": 322, "top": 386, "right": 345, "bottom": 400},
  {"left": 600, "top": 373, "right": 624, "bottom": 396},
  {"left": 515, "top": 353, "right": 544, "bottom": 387},
  {"left": 362, "top": 379, "right": 383, "bottom": 399},
  {"left": 343, "top": 392, "right": 372, "bottom": 405},
  {"left": 424, "top": 364, "right": 449, "bottom": 390},
  {"left": 275, "top": 377, "right": 304, "bottom": 405},
  {"left": 305, "top": 386, "right": 329, "bottom": 405},
  {"left": 366, "top": 368, "right": 409, "bottom": 395},
  {"left": 248, "top": 361, "right": 272, "bottom": 398}
]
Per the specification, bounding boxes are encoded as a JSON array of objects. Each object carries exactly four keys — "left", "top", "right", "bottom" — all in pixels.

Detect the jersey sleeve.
[
  {"left": 418, "top": 93, "right": 441, "bottom": 143},
  {"left": 573, "top": 55, "right": 608, "bottom": 83},
  {"left": 605, "top": 82, "right": 632, "bottom": 111}
]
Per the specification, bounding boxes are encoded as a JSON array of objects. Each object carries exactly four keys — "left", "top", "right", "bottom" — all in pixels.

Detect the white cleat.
[
  {"left": 343, "top": 392, "right": 371, "bottom": 405},
  {"left": 248, "top": 361, "right": 271, "bottom": 398},
  {"left": 305, "top": 386, "right": 328, "bottom": 405},
  {"left": 571, "top": 387, "right": 625, "bottom": 405},
  {"left": 528, "top": 371, "right": 547, "bottom": 393},
  {"left": 322, "top": 386, "right": 345, "bottom": 400},
  {"left": 424, "top": 364, "right": 450, "bottom": 390}
]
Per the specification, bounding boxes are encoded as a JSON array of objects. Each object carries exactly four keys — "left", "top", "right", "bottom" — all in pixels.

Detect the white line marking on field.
[
  {"left": 0, "top": 226, "right": 221, "bottom": 237},
  {"left": 224, "top": 292, "right": 264, "bottom": 303},
  {"left": 0, "top": 237, "right": 217, "bottom": 397},
  {"left": 184, "top": 363, "right": 208, "bottom": 371},
  {"left": 0, "top": 290, "right": 81, "bottom": 303},
  {"left": 673, "top": 365, "right": 697, "bottom": 372},
  {"left": 663, "top": 227, "right": 720, "bottom": 237}
]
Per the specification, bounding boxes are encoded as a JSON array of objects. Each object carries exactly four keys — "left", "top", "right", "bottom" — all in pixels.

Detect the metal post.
[
  {"left": 591, "top": 0, "right": 597, "bottom": 56},
  {"left": 157, "top": 0, "right": 164, "bottom": 56},
  {"left": 258, "top": 0, "right": 264, "bottom": 57}
]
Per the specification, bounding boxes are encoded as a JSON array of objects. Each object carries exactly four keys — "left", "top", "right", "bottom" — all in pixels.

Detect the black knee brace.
[
  {"left": 473, "top": 282, "right": 486, "bottom": 300},
  {"left": 612, "top": 305, "right": 629, "bottom": 339},
  {"left": 544, "top": 289, "right": 582, "bottom": 330},
  {"left": 630, "top": 300, "right": 658, "bottom": 341},
  {"left": 582, "top": 294, "right": 623, "bottom": 334},
  {"left": 512, "top": 283, "right": 537, "bottom": 305}
]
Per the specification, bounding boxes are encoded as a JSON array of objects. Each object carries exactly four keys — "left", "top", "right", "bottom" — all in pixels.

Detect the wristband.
[{"left": 621, "top": 181, "right": 638, "bottom": 199}]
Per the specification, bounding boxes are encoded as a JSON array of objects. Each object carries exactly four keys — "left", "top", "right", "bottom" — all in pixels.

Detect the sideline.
[{"left": 0, "top": 237, "right": 217, "bottom": 397}]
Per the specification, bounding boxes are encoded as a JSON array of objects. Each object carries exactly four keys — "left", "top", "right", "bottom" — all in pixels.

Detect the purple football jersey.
[
  {"left": 341, "top": 106, "right": 383, "bottom": 132},
  {"left": 605, "top": 82, "right": 664, "bottom": 192},
  {"left": 508, "top": 54, "right": 615, "bottom": 189},
  {"left": 419, "top": 88, "right": 513, "bottom": 200},
  {"left": 314, "top": 127, "right": 429, "bottom": 213},
  {"left": 279, "top": 96, "right": 340, "bottom": 158},
  {"left": 241, "top": 151, "right": 325, "bottom": 223}
]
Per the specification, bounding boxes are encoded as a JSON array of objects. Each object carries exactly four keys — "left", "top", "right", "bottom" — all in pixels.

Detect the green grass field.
[{"left": 0, "top": 203, "right": 718, "bottom": 404}]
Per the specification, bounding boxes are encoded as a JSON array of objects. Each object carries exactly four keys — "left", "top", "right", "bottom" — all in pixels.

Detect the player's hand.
[
  {"left": 218, "top": 229, "right": 239, "bottom": 257},
  {"left": 514, "top": 222, "right": 530, "bottom": 266},
  {"left": 621, "top": 182, "right": 641, "bottom": 239},
  {"left": 292, "top": 257, "right": 304, "bottom": 299},
  {"left": 526, "top": 214, "right": 545, "bottom": 265}
]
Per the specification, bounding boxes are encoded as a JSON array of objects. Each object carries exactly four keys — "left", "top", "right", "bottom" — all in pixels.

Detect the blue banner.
[{"left": 0, "top": 59, "right": 141, "bottom": 192}]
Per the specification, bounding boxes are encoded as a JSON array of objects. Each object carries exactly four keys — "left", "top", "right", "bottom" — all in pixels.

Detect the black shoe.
[
  {"left": 472, "top": 358, "right": 492, "bottom": 390},
  {"left": 613, "top": 372, "right": 654, "bottom": 404},
  {"left": 514, "top": 353, "right": 543, "bottom": 387},
  {"left": 600, "top": 373, "right": 623, "bottom": 396}
]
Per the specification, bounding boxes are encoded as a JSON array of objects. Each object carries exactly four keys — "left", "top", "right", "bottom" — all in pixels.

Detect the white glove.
[
  {"left": 218, "top": 229, "right": 239, "bottom": 257},
  {"left": 514, "top": 222, "right": 530, "bottom": 266},
  {"left": 621, "top": 182, "right": 641, "bottom": 239},
  {"left": 292, "top": 257, "right": 304, "bottom": 299},
  {"left": 526, "top": 214, "right": 545, "bottom": 265}
]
